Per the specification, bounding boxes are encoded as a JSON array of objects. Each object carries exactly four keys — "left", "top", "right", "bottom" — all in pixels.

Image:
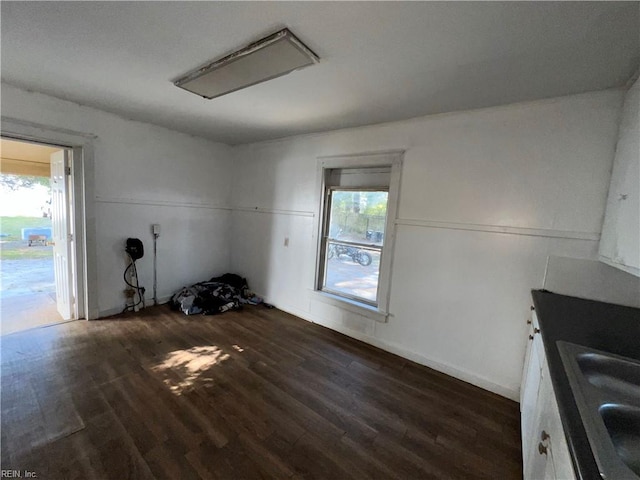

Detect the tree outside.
[
  {"left": 329, "top": 190, "right": 388, "bottom": 243},
  {"left": 0, "top": 174, "right": 53, "bottom": 259},
  {"left": 1, "top": 174, "right": 50, "bottom": 191}
]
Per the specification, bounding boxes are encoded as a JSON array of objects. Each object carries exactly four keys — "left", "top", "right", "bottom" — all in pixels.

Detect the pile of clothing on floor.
[{"left": 170, "top": 273, "right": 263, "bottom": 316}]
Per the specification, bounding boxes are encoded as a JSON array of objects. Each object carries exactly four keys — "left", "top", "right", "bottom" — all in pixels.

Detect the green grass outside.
[
  {"left": 0, "top": 216, "right": 53, "bottom": 260},
  {"left": 1, "top": 245, "right": 53, "bottom": 260},
  {"left": 0, "top": 216, "right": 52, "bottom": 240}
]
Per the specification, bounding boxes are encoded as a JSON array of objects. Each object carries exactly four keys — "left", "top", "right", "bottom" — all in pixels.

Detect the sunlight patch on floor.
[{"left": 152, "top": 345, "right": 231, "bottom": 395}]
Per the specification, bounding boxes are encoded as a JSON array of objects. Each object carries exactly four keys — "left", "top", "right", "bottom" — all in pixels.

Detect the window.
[
  {"left": 322, "top": 189, "right": 388, "bottom": 305},
  {"left": 315, "top": 152, "right": 403, "bottom": 317}
]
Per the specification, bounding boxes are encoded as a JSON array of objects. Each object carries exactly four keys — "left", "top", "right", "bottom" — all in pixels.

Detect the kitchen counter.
[{"left": 531, "top": 290, "right": 640, "bottom": 480}]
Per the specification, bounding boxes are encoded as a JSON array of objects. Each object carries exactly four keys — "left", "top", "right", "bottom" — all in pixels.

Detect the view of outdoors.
[
  {"left": 0, "top": 173, "right": 58, "bottom": 335},
  {"left": 323, "top": 190, "right": 388, "bottom": 304}
]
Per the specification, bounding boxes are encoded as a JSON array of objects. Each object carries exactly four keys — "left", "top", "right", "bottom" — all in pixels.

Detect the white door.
[{"left": 51, "top": 150, "right": 73, "bottom": 320}]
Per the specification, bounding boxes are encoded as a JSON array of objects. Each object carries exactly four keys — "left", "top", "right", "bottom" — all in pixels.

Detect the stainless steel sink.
[
  {"left": 558, "top": 341, "right": 640, "bottom": 480},
  {"left": 577, "top": 352, "right": 640, "bottom": 399},
  {"left": 599, "top": 404, "right": 640, "bottom": 476}
]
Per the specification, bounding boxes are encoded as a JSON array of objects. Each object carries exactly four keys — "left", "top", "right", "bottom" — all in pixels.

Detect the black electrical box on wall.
[{"left": 126, "top": 238, "right": 144, "bottom": 260}]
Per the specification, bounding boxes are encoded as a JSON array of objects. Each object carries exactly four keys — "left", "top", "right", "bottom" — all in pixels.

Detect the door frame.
[{"left": 1, "top": 116, "right": 98, "bottom": 319}]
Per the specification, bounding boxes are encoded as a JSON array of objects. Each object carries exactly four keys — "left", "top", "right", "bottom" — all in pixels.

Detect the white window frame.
[{"left": 314, "top": 150, "right": 403, "bottom": 322}]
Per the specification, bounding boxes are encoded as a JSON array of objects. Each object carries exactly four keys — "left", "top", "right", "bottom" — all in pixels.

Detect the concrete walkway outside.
[
  {"left": 1, "top": 256, "right": 63, "bottom": 335},
  {"left": 324, "top": 250, "right": 381, "bottom": 302}
]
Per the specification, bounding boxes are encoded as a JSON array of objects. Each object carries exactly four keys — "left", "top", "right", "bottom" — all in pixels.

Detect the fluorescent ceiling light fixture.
[{"left": 174, "top": 28, "right": 319, "bottom": 100}]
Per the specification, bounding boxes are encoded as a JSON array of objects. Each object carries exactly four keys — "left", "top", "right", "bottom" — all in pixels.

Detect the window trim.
[
  {"left": 314, "top": 150, "right": 404, "bottom": 320},
  {"left": 312, "top": 289, "right": 389, "bottom": 323}
]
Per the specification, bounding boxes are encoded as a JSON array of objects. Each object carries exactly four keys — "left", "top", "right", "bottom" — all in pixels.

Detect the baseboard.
[{"left": 276, "top": 301, "right": 520, "bottom": 402}]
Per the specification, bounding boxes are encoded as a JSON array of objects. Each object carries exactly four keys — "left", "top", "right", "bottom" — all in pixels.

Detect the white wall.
[
  {"left": 0, "top": 82, "right": 625, "bottom": 400},
  {"left": 1, "top": 83, "right": 234, "bottom": 316},
  {"left": 599, "top": 75, "right": 640, "bottom": 275},
  {"left": 230, "top": 90, "right": 624, "bottom": 400}
]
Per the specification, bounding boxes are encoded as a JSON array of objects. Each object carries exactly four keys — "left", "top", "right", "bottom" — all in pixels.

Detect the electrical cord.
[
  {"left": 138, "top": 257, "right": 146, "bottom": 309},
  {"left": 122, "top": 252, "right": 145, "bottom": 313}
]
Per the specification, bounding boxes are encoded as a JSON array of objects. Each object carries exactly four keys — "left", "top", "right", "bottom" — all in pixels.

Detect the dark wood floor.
[{"left": 1, "top": 305, "right": 522, "bottom": 479}]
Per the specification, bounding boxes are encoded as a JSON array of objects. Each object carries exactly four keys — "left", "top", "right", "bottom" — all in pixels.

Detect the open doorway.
[{"left": 0, "top": 138, "right": 78, "bottom": 335}]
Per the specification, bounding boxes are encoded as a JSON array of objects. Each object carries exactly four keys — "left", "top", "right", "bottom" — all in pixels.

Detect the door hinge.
[
  {"left": 65, "top": 166, "right": 71, "bottom": 175},
  {"left": 68, "top": 233, "right": 73, "bottom": 242}
]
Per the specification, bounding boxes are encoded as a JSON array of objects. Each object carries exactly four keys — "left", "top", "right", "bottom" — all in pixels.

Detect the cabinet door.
[
  {"left": 528, "top": 365, "right": 555, "bottom": 479},
  {"left": 521, "top": 309, "right": 576, "bottom": 480},
  {"left": 527, "top": 434, "right": 550, "bottom": 479},
  {"left": 522, "top": 327, "right": 544, "bottom": 475},
  {"left": 543, "top": 449, "right": 558, "bottom": 480},
  {"left": 520, "top": 336, "right": 540, "bottom": 465},
  {"left": 528, "top": 438, "right": 556, "bottom": 480},
  {"left": 543, "top": 363, "right": 577, "bottom": 479},
  {"left": 529, "top": 362, "right": 577, "bottom": 480}
]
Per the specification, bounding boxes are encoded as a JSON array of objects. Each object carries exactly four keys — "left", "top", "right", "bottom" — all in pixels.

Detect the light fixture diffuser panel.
[{"left": 175, "top": 29, "right": 319, "bottom": 100}]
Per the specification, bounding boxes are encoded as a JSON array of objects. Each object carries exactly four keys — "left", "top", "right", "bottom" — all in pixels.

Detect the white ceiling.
[{"left": 1, "top": 2, "right": 638, "bottom": 145}]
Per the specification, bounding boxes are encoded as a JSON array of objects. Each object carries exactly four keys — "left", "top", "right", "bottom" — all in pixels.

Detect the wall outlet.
[{"left": 152, "top": 224, "right": 161, "bottom": 235}]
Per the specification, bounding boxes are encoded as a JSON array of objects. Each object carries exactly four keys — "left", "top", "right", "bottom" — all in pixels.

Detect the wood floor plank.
[{"left": 1, "top": 304, "right": 522, "bottom": 479}]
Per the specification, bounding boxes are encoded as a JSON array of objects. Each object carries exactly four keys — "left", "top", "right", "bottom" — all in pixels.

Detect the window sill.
[{"left": 311, "top": 290, "right": 389, "bottom": 323}]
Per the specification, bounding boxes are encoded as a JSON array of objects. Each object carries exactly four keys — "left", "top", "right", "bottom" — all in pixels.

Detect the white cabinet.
[
  {"left": 521, "top": 311, "right": 543, "bottom": 467},
  {"left": 599, "top": 76, "right": 639, "bottom": 277},
  {"left": 521, "top": 310, "right": 576, "bottom": 480}
]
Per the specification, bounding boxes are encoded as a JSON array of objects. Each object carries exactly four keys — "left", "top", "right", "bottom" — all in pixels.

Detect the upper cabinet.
[{"left": 599, "top": 76, "right": 640, "bottom": 277}]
